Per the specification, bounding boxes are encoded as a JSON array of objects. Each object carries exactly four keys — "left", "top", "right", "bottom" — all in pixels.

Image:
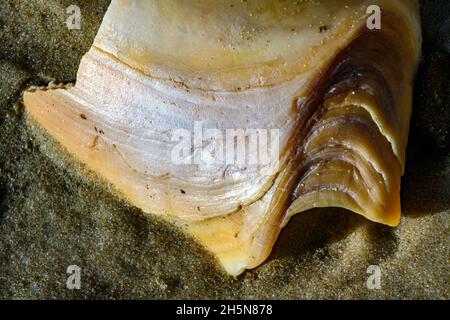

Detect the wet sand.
[{"left": 0, "top": 0, "right": 448, "bottom": 299}]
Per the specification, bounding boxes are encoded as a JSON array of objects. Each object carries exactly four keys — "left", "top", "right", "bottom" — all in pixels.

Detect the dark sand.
[{"left": 0, "top": 0, "right": 448, "bottom": 299}]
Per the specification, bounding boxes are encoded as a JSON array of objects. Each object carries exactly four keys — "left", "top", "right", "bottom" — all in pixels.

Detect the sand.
[{"left": 0, "top": 0, "right": 448, "bottom": 299}]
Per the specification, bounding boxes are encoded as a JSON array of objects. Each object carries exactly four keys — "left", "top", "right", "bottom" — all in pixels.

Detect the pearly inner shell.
[{"left": 24, "top": 0, "right": 421, "bottom": 276}]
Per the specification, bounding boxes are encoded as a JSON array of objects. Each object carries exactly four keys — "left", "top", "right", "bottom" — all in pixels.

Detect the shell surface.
[{"left": 24, "top": 0, "right": 421, "bottom": 276}]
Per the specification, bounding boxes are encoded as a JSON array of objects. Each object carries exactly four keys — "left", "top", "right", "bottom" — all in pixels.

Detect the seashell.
[{"left": 23, "top": 0, "right": 421, "bottom": 276}]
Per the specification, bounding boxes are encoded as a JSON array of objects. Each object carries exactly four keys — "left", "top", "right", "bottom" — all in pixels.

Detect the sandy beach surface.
[{"left": 0, "top": 0, "right": 448, "bottom": 299}]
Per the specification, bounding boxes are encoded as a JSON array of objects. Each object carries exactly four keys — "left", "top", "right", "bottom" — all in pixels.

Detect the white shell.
[{"left": 24, "top": 0, "right": 421, "bottom": 276}]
